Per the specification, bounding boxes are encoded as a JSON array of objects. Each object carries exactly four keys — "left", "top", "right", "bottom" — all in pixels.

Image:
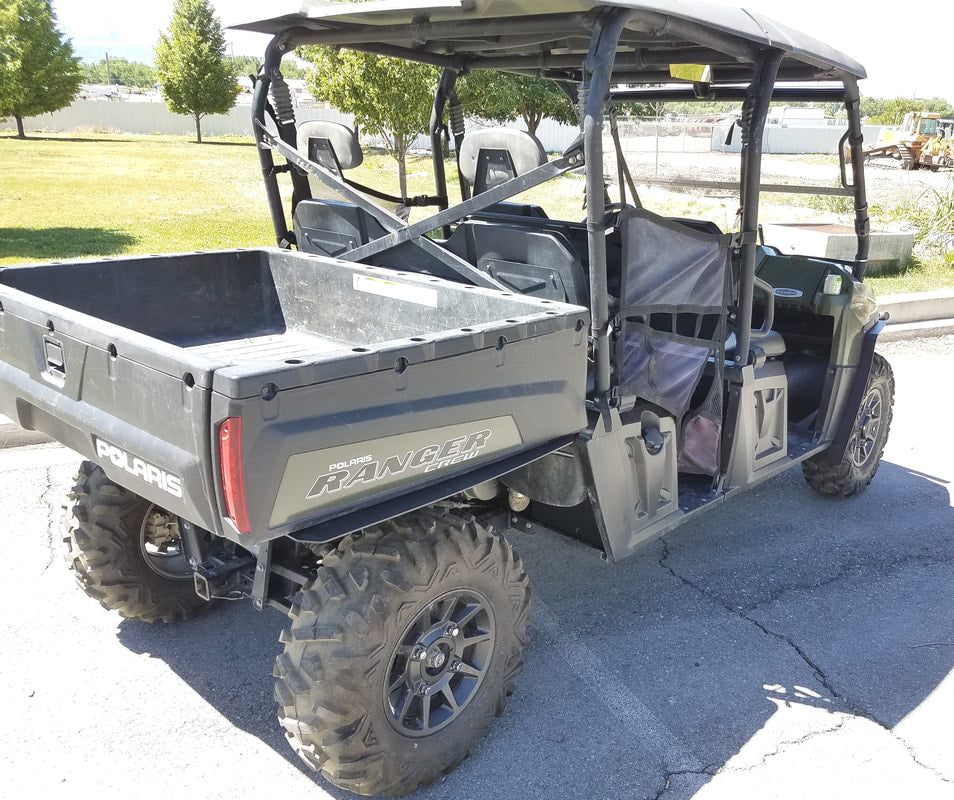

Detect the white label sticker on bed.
[{"left": 353, "top": 274, "right": 438, "bottom": 307}]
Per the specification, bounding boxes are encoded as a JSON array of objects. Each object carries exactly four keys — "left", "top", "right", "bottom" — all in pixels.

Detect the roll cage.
[{"left": 234, "top": 0, "right": 871, "bottom": 398}]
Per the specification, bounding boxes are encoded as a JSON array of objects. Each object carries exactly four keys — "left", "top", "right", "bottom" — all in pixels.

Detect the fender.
[{"left": 816, "top": 317, "right": 886, "bottom": 465}]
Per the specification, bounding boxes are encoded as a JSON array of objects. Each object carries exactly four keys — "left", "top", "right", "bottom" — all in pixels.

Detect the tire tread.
[{"left": 275, "top": 508, "right": 530, "bottom": 796}]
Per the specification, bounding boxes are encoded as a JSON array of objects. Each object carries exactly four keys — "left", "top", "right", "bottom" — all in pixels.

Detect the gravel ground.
[{"left": 610, "top": 145, "right": 952, "bottom": 212}]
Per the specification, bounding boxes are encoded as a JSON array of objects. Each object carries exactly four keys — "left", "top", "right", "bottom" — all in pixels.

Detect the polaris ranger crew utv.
[{"left": 0, "top": 0, "right": 893, "bottom": 795}]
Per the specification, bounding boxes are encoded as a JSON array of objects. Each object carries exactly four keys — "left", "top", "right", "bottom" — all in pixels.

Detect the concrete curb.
[
  {"left": 2, "top": 290, "right": 953, "bottom": 450},
  {"left": 877, "top": 289, "right": 954, "bottom": 326},
  {"left": 0, "top": 420, "right": 54, "bottom": 449}
]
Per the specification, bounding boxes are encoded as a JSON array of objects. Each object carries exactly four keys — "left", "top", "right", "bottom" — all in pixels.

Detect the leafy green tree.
[
  {"left": 225, "top": 55, "right": 259, "bottom": 81},
  {"left": 226, "top": 55, "right": 308, "bottom": 81},
  {"left": 0, "top": 0, "right": 81, "bottom": 139},
  {"left": 154, "top": 0, "right": 239, "bottom": 143},
  {"left": 301, "top": 46, "right": 437, "bottom": 197},
  {"left": 83, "top": 58, "right": 155, "bottom": 88},
  {"left": 865, "top": 97, "right": 954, "bottom": 125},
  {"left": 457, "top": 70, "right": 577, "bottom": 135}
]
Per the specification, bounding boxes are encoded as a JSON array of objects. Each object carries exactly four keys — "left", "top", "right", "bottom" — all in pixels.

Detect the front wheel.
[
  {"left": 273, "top": 508, "right": 530, "bottom": 796},
  {"left": 802, "top": 353, "right": 894, "bottom": 497}
]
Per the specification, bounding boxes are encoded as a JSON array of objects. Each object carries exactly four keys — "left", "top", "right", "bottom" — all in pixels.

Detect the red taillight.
[{"left": 219, "top": 417, "right": 250, "bottom": 533}]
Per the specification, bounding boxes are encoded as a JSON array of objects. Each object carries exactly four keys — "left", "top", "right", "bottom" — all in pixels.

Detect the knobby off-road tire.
[
  {"left": 274, "top": 509, "right": 530, "bottom": 796},
  {"left": 62, "top": 461, "right": 209, "bottom": 623},
  {"left": 803, "top": 353, "right": 895, "bottom": 497}
]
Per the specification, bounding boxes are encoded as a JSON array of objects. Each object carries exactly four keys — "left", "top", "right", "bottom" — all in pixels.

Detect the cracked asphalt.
[{"left": 1, "top": 335, "right": 952, "bottom": 800}]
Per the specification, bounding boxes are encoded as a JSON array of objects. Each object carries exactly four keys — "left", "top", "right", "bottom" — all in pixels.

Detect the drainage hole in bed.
[
  {"left": 183, "top": 372, "right": 195, "bottom": 389},
  {"left": 107, "top": 343, "right": 118, "bottom": 359}
]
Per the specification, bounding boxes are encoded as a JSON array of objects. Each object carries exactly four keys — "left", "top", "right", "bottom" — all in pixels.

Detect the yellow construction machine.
[{"left": 863, "top": 111, "right": 953, "bottom": 170}]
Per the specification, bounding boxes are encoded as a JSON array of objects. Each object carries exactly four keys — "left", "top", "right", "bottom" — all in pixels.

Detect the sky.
[{"left": 51, "top": 0, "right": 951, "bottom": 102}]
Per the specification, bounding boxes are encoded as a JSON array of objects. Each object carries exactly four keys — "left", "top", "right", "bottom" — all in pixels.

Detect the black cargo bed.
[{"left": 0, "top": 248, "right": 589, "bottom": 545}]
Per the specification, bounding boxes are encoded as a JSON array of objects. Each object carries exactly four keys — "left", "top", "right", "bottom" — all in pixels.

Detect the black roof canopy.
[{"left": 230, "top": 0, "right": 866, "bottom": 87}]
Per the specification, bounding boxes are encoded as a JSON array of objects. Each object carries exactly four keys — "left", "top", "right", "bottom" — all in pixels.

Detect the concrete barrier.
[
  {"left": 877, "top": 289, "right": 954, "bottom": 325},
  {"left": 760, "top": 222, "right": 914, "bottom": 273}
]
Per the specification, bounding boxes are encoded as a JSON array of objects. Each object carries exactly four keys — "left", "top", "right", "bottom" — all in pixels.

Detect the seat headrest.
[
  {"left": 458, "top": 129, "right": 547, "bottom": 188},
  {"left": 296, "top": 120, "right": 363, "bottom": 170}
]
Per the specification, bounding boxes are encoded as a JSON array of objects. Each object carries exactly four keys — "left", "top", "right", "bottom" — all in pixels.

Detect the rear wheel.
[
  {"left": 62, "top": 461, "right": 209, "bottom": 623},
  {"left": 802, "top": 353, "right": 894, "bottom": 497},
  {"left": 273, "top": 508, "right": 530, "bottom": 796}
]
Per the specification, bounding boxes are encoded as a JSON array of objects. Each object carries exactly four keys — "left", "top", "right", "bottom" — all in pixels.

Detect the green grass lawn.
[
  {"left": 0, "top": 132, "right": 275, "bottom": 264},
  {"left": 0, "top": 132, "right": 587, "bottom": 262},
  {"left": 2, "top": 131, "right": 950, "bottom": 297}
]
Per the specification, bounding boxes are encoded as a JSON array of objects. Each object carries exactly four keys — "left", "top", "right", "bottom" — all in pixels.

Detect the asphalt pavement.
[{"left": 1, "top": 335, "right": 952, "bottom": 800}]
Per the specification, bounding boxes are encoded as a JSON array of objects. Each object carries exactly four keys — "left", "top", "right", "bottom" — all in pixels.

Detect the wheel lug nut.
[
  {"left": 412, "top": 646, "right": 427, "bottom": 661},
  {"left": 450, "top": 659, "right": 462, "bottom": 672},
  {"left": 446, "top": 624, "right": 459, "bottom": 637},
  {"left": 416, "top": 682, "right": 427, "bottom": 696}
]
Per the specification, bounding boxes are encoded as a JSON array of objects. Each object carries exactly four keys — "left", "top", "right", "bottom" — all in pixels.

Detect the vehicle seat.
[
  {"left": 294, "top": 121, "right": 379, "bottom": 257},
  {"left": 724, "top": 330, "right": 786, "bottom": 361},
  {"left": 444, "top": 219, "right": 588, "bottom": 305},
  {"left": 296, "top": 120, "right": 363, "bottom": 179},
  {"left": 458, "top": 129, "right": 547, "bottom": 195}
]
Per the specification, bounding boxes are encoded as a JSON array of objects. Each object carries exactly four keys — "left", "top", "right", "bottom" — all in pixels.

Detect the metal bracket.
[{"left": 250, "top": 539, "right": 273, "bottom": 611}]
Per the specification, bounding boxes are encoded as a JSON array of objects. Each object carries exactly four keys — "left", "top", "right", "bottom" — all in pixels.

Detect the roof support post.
[
  {"left": 734, "top": 48, "right": 784, "bottom": 366},
  {"left": 842, "top": 75, "right": 871, "bottom": 279},
  {"left": 582, "top": 8, "right": 629, "bottom": 398},
  {"left": 254, "top": 36, "right": 293, "bottom": 247},
  {"left": 430, "top": 68, "right": 457, "bottom": 237}
]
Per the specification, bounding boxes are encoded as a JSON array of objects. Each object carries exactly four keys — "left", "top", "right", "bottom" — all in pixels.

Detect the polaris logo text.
[
  {"left": 94, "top": 438, "right": 183, "bottom": 499},
  {"left": 307, "top": 429, "right": 492, "bottom": 499}
]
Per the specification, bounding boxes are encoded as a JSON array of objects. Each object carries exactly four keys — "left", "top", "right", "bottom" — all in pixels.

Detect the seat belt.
[{"left": 609, "top": 106, "right": 641, "bottom": 209}]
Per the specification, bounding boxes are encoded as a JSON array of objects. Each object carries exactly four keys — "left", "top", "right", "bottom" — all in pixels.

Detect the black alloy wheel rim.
[
  {"left": 384, "top": 590, "right": 496, "bottom": 737},
  {"left": 850, "top": 384, "right": 884, "bottom": 468}
]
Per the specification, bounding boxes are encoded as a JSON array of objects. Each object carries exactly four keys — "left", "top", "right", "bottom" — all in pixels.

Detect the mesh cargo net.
[{"left": 616, "top": 208, "right": 731, "bottom": 475}]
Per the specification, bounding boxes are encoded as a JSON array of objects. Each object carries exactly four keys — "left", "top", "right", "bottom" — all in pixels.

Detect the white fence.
[
  {"left": 2, "top": 99, "right": 582, "bottom": 153},
  {"left": 2, "top": 100, "right": 884, "bottom": 156},
  {"left": 712, "top": 123, "right": 885, "bottom": 155},
  {"left": 2, "top": 99, "right": 348, "bottom": 138}
]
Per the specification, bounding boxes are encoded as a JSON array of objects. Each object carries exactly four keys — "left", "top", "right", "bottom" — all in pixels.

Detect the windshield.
[{"left": 921, "top": 117, "right": 938, "bottom": 135}]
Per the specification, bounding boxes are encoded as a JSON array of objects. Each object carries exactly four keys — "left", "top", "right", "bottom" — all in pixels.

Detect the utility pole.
[{"left": 105, "top": 51, "right": 112, "bottom": 85}]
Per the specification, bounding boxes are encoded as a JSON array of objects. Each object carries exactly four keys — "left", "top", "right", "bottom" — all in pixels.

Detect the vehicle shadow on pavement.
[{"left": 115, "top": 460, "right": 953, "bottom": 800}]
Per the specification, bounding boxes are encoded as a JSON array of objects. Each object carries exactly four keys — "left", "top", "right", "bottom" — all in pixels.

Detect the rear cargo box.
[{"left": 0, "top": 248, "right": 589, "bottom": 545}]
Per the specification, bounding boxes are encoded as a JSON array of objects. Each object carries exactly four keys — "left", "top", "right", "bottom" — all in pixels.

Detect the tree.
[
  {"left": 301, "top": 46, "right": 437, "bottom": 197},
  {"left": 225, "top": 55, "right": 308, "bottom": 82},
  {"left": 83, "top": 58, "right": 155, "bottom": 88},
  {"left": 154, "top": 0, "right": 239, "bottom": 143},
  {"left": 864, "top": 97, "right": 954, "bottom": 125},
  {"left": 457, "top": 70, "right": 577, "bottom": 135},
  {"left": 0, "top": 0, "right": 81, "bottom": 139}
]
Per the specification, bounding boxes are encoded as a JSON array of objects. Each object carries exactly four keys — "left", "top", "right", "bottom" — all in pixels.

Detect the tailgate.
[{"left": 0, "top": 284, "right": 223, "bottom": 532}]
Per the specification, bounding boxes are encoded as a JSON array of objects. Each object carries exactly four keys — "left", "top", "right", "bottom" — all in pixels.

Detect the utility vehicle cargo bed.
[{"left": 0, "top": 248, "right": 589, "bottom": 545}]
